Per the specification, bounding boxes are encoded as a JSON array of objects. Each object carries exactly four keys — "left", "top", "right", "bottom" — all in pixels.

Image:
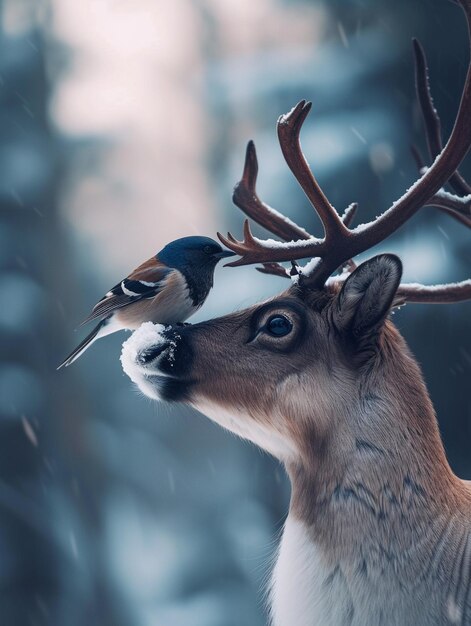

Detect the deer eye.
[{"left": 265, "top": 315, "right": 293, "bottom": 337}]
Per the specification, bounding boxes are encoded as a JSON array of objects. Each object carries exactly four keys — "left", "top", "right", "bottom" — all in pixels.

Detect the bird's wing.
[{"left": 80, "top": 258, "right": 172, "bottom": 326}]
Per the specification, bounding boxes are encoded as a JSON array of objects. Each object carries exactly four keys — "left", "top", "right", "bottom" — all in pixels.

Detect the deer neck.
[
  {"left": 271, "top": 326, "right": 469, "bottom": 626},
  {"left": 288, "top": 324, "right": 460, "bottom": 536}
]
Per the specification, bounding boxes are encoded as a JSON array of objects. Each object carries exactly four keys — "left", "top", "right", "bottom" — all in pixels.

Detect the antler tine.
[
  {"left": 232, "top": 140, "right": 311, "bottom": 242},
  {"left": 218, "top": 217, "right": 323, "bottom": 267},
  {"left": 426, "top": 191, "right": 471, "bottom": 227},
  {"left": 277, "top": 100, "right": 347, "bottom": 240},
  {"left": 410, "top": 120, "right": 471, "bottom": 227},
  {"left": 411, "top": 38, "right": 471, "bottom": 228},
  {"left": 341, "top": 202, "right": 358, "bottom": 228},
  {"left": 413, "top": 38, "right": 471, "bottom": 196},
  {"left": 411, "top": 148, "right": 471, "bottom": 228},
  {"left": 344, "top": 0, "right": 471, "bottom": 257},
  {"left": 243, "top": 218, "right": 256, "bottom": 243},
  {"left": 221, "top": 136, "right": 316, "bottom": 277},
  {"left": 397, "top": 279, "right": 471, "bottom": 303},
  {"left": 413, "top": 39, "right": 442, "bottom": 164},
  {"left": 226, "top": 232, "right": 238, "bottom": 243},
  {"left": 256, "top": 263, "right": 291, "bottom": 278}
]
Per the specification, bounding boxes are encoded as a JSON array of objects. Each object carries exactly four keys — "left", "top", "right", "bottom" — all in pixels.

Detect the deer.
[{"left": 120, "top": 0, "right": 471, "bottom": 623}]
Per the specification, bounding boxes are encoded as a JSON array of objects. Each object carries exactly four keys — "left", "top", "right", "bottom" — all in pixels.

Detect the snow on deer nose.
[
  {"left": 120, "top": 322, "right": 172, "bottom": 382},
  {"left": 121, "top": 322, "right": 189, "bottom": 401}
]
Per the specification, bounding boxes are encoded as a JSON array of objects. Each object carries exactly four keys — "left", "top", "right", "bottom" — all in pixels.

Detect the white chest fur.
[
  {"left": 270, "top": 516, "right": 353, "bottom": 626},
  {"left": 270, "top": 516, "right": 452, "bottom": 626}
]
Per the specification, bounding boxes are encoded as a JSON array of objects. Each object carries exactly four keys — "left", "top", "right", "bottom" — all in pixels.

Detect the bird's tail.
[{"left": 57, "top": 318, "right": 109, "bottom": 369}]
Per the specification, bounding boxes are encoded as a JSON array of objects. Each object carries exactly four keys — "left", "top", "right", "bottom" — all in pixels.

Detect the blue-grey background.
[{"left": 0, "top": 0, "right": 469, "bottom": 624}]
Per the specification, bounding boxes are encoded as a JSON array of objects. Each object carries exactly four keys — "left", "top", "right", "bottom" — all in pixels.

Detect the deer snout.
[
  {"left": 121, "top": 321, "right": 171, "bottom": 366},
  {"left": 120, "top": 322, "right": 173, "bottom": 394},
  {"left": 121, "top": 322, "right": 193, "bottom": 401},
  {"left": 137, "top": 342, "right": 169, "bottom": 365}
]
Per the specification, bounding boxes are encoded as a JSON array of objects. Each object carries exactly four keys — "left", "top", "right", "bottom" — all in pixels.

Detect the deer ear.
[{"left": 333, "top": 254, "right": 402, "bottom": 338}]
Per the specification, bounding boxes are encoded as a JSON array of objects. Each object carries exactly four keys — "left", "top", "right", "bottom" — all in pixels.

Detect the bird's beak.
[{"left": 214, "top": 250, "right": 236, "bottom": 259}]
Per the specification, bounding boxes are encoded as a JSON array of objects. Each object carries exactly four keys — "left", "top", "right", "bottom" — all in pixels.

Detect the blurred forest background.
[{"left": 0, "top": 0, "right": 470, "bottom": 624}]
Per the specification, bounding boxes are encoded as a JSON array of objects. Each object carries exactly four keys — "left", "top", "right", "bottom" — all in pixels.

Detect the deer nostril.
[{"left": 137, "top": 342, "right": 169, "bottom": 365}]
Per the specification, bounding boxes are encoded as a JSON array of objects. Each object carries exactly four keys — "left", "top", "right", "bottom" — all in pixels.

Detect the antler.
[
  {"left": 230, "top": 140, "right": 358, "bottom": 278},
  {"left": 412, "top": 38, "right": 471, "bottom": 198},
  {"left": 411, "top": 37, "right": 471, "bottom": 228},
  {"left": 232, "top": 140, "right": 310, "bottom": 243},
  {"left": 218, "top": 0, "right": 471, "bottom": 303}
]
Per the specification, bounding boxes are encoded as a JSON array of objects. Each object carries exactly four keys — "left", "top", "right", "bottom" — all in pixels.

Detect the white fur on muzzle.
[{"left": 120, "top": 322, "right": 171, "bottom": 400}]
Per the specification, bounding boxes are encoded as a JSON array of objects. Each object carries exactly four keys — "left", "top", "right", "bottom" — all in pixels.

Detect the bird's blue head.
[{"left": 157, "top": 236, "right": 235, "bottom": 273}]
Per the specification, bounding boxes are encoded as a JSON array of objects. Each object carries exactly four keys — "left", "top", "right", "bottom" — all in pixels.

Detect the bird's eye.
[
  {"left": 203, "top": 245, "right": 213, "bottom": 254},
  {"left": 265, "top": 315, "right": 293, "bottom": 337}
]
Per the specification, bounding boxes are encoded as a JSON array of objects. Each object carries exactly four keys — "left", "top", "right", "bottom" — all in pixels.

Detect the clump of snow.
[
  {"left": 253, "top": 234, "right": 322, "bottom": 249},
  {"left": 400, "top": 279, "right": 471, "bottom": 291},
  {"left": 434, "top": 188, "right": 471, "bottom": 205},
  {"left": 351, "top": 221, "right": 372, "bottom": 234},
  {"left": 299, "top": 257, "right": 321, "bottom": 277},
  {"left": 120, "top": 322, "right": 168, "bottom": 382}
]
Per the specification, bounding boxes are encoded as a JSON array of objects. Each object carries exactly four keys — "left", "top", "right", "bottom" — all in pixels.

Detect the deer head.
[{"left": 122, "top": 254, "right": 404, "bottom": 462}]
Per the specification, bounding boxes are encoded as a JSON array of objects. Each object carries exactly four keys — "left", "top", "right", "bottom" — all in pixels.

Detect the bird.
[{"left": 58, "top": 236, "right": 235, "bottom": 369}]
